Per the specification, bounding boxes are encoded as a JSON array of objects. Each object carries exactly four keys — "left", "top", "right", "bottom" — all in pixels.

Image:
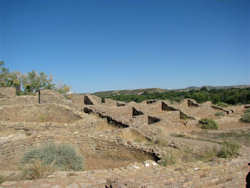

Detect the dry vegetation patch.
[{"left": 198, "top": 118, "right": 219, "bottom": 130}]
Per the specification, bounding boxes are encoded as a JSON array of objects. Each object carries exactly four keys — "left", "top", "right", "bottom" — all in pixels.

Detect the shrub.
[
  {"left": 215, "top": 112, "right": 225, "bottom": 117},
  {"left": 241, "top": 112, "right": 250, "bottom": 123},
  {"left": 217, "top": 141, "right": 240, "bottom": 158},
  {"left": 159, "top": 152, "right": 176, "bottom": 166},
  {"left": 0, "top": 175, "right": 4, "bottom": 184},
  {"left": 198, "top": 118, "right": 218, "bottom": 130},
  {"left": 21, "top": 143, "right": 83, "bottom": 171}
]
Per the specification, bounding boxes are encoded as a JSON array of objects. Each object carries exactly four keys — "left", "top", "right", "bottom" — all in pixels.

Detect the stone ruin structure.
[{"left": 0, "top": 87, "right": 248, "bottom": 188}]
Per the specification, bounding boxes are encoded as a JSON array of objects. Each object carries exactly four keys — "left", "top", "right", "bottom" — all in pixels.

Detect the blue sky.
[{"left": 0, "top": 0, "right": 249, "bottom": 93}]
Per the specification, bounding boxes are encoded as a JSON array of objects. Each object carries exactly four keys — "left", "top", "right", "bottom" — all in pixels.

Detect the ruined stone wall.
[
  {"left": 40, "top": 90, "right": 75, "bottom": 108},
  {"left": 0, "top": 89, "right": 75, "bottom": 108},
  {"left": 67, "top": 94, "right": 84, "bottom": 110},
  {"left": 82, "top": 95, "right": 102, "bottom": 105},
  {"left": 103, "top": 98, "right": 117, "bottom": 106},
  {"left": 0, "top": 87, "right": 16, "bottom": 98},
  {"left": 0, "top": 122, "right": 158, "bottom": 170},
  {"left": 0, "top": 96, "right": 37, "bottom": 106},
  {"left": 0, "top": 104, "right": 82, "bottom": 123},
  {"left": 130, "top": 101, "right": 162, "bottom": 113}
]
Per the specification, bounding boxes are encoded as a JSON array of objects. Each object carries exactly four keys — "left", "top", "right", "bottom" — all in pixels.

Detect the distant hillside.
[
  {"left": 93, "top": 88, "right": 168, "bottom": 97},
  {"left": 176, "top": 85, "right": 250, "bottom": 92},
  {"left": 93, "top": 85, "right": 250, "bottom": 105},
  {"left": 93, "top": 85, "right": 250, "bottom": 97}
]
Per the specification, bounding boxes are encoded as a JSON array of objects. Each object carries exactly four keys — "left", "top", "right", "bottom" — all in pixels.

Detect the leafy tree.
[
  {"left": 8, "top": 72, "right": 22, "bottom": 92},
  {"left": 0, "top": 62, "right": 70, "bottom": 95},
  {"left": 0, "top": 61, "right": 10, "bottom": 87},
  {"left": 56, "top": 84, "right": 71, "bottom": 94},
  {"left": 21, "top": 70, "right": 55, "bottom": 94}
]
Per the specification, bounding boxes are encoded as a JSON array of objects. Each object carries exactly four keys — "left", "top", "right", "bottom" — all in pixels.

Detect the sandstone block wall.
[
  {"left": 0, "top": 104, "right": 82, "bottom": 123},
  {"left": 40, "top": 90, "right": 72, "bottom": 106},
  {"left": 67, "top": 94, "right": 84, "bottom": 110},
  {"left": 0, "top": 89, "right": 75, "bottom": 107},
  {"left": 0, "top": 87, "right": 16, "bottom": 98},
  {"left": 0, "top": 96, "right": 37, "bottom": 106}
]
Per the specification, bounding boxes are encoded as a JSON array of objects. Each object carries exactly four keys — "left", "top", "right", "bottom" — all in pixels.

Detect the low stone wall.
[
  {"left": 67, "top": 94, "right": 84, "bottom": 111},
  {"left": 0, "top": 87, "right": 16, "bottom": 98},
  {"left": 0, "top": 96, "right": 37, "bottom": 106},
  {"left": 0, "top": 104, "right": 82, "bottom": 123},
  {"left": 211, "top": 105, "right": 234, "bottom": 114},
  {"left": 40, "top": 90, "right": 76, "bottom": 108},
  {"left": 0, "top": 123, "right": 160, "bottom": 170}
]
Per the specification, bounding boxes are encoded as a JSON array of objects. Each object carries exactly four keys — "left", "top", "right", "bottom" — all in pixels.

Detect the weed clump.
[
  {"left": 0, "top": 175, "right": 4, "bottom": 184},
  {"left": 240, "top": 111, "right": 250, "bottom": 123},
  {"left": 20, "top": 160, "right": 55, "bottom": 180},
  {"left": 159, "top": 152, "right": 176, "bottom": 166},
  {"left": 198, "top": 118, "right": 218, "bottom": 130},
  {"left": 215, "top": 112, "right": 225, "bottom": 117},
  {"left": 197, "top": 147, "right": 218, "bottom": 162},
  {"left": 217, "top": 141, "right": 240, "bottom": 158},
  {"left": 21, "top": 143, "right": 83, "bottom": 173}
]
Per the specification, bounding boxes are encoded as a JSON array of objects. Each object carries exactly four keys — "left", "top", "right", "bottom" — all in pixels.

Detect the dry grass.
[
  {"left": 153, "top": 136, "right": 169, "bottom": 147},
  {"left": 197, "top": 146, "right": 219, "bottom": 162},
  {"left": 192, "top": 129, "right": 250, "bottom": 147},
  {"left": 159, "top": 152, "right": 176, "bottom": 166},
  {"left": 20, "top": 160, "right": 55, "bottom": 180},
  {"left": 217, "top": 141, "right": 240, "bottom": 158},
  {"left": 198, "top": 118, "right": 219, "bottom": 130}
]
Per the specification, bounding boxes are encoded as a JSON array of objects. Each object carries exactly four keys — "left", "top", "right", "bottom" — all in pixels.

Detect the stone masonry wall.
[{"left": 0, "top": 87, "right": 16, "bottom": 98}]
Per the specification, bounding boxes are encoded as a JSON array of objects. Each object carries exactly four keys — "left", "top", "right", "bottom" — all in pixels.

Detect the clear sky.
[{"left": 0, "top": 0, "right": 249, "bottom": 93}]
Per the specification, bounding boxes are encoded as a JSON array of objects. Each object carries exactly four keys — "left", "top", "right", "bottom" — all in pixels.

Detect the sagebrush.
[
  {"left": 217, "top": 141, "right": 240, "bottom": 158},
  {"left": 21, "top": 143, "right": 83, "bottom": 171},
  {"left": 20, "top": 160, "right": 55, "bottom": 180},
  {"left": 198, "top": 118, "right": 218, "bottom": 130},
  {"left": 240, "top": 112, "right": 250, "bottom": 123}
]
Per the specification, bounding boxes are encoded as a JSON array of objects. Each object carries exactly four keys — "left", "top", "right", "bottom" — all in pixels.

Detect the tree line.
[
  {"left": 0, "top": 61, "right": 70, "bottom": 95},
  {"left": 107, "top": 87, "right": 250, "bottom": 105}
]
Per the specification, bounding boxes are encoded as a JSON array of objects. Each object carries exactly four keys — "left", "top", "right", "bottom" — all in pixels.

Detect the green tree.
[
  {"left": 0, "top": 61, "right": 10, "bottom": 87},
  {"left": 21, "top": 70, "right": 55, "bottom": 94},
  {"left": 56, "top": 83, "right": 71, "bottom": 94},
  {"left": 8, "top": 72, "right": 22, "bottom": 92}
]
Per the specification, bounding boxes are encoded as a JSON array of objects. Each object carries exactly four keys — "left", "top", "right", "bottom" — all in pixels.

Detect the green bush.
[
  {"left": 0, "top": 175, "right": 4, "bottom": 184},
  {"left": 240, "top": 112, "right": 250, "bottom": 123},
  {"left": 198, "top": 118, "right": 218, "bottom": 130},
  {"left": 21, "top": 143, "right": 83, "bottom": 171},
  {"left": 244, "top": 109, "right": 250, "bottom": 113},
  {"left": 217, "top": 141, "right": 240, "bottom": 158},
  {"left": 159, "top": 152, "right": 176, "bottom": 166},
  {"left": 215, "top": 112, "right": 225, "bottom": 117}
]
